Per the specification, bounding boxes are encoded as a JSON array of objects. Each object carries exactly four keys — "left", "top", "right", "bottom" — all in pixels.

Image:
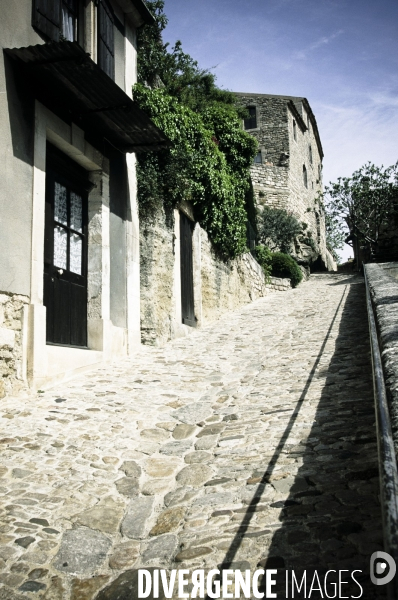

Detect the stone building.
[
  {"left": 0, "top": 0, "right": 284, "bottom": 396},
  {"left": 235, "top": 92, "right": 336, "bottom": 272},
  {"left": 0, "top": 0, "right": 168, "bottom": 397}
]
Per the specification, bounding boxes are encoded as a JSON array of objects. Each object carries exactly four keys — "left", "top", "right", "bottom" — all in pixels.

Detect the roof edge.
[
  {"left": 234, "top": 91, "right": 324, "bottom": 161},
  {"left": 115, "top": 0, "right": 155, "bottom": 27}
]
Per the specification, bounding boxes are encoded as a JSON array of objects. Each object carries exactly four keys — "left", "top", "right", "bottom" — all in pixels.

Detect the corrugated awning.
[{"left": 4, "top": 41, "right": 169, "bottom": 153}]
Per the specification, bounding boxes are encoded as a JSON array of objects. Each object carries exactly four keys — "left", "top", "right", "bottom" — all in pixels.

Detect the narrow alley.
[{"left": 0, "top": 274, "right": 386, "bottom": 599}]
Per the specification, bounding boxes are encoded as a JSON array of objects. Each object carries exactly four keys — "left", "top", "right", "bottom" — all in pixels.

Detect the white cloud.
[
  {"left": 294, "top": 30, "right": 345, "bottom": 60},
  {"left": 318, "top": 99, "right": 398, "bottom": 187}
]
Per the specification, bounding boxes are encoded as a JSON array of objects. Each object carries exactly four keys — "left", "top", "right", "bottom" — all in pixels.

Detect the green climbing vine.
[{"left": 134, "top": 1, "right": 257, "bottom": 258}]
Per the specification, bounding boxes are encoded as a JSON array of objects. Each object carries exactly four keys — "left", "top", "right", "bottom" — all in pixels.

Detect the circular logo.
[{"left": 370, "top": 551, "right": 396, "bottom": 586}]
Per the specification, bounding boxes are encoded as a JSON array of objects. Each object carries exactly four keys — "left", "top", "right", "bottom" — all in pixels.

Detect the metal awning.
[{"left": 4, "top": 42, "right": 169, "bottom": 153}]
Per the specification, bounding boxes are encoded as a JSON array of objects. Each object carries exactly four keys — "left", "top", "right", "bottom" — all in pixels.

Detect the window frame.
[
  {"left": 303, "top": 164, "right": 308, "bottom": 188},
  {"left": 244, "top": 106, "right": 257, "bottom": 130},
  {"left": 32, "top": 0, "right": 82, "bottom": 43},
  {"left": 97, "top": 0, "right": 115, "bottom": 80},
  {"left": 253, "top": 150, "right": 262, "bottom": 165}
]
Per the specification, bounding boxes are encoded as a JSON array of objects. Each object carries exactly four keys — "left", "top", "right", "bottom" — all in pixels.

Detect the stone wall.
[
  {"left": 250, "top": 164, "right": 290, "bottom": 213},
  {"left": 0, "top": 292, "right": 29, "bottom": 398},
  {"left": 365, "top": 262, "right": 398, "bottom": 459},
  {"left": 234, "top": 92, "right": 336, "bottom": 272},
  {"left": 139, "top": 208, "right": 291, "bottom": 346},
  {"left": 266, "top": 276, "right": 292, "bottom": 291},
  {"left": 140, "top": 209, "right": 176, "bottom": 346},
  {"left": 200, "top": 229, "right": 268, "bottom": 325}
]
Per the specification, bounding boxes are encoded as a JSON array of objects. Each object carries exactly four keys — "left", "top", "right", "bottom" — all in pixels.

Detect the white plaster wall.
[{"left": 0, "top": 0, "right": 45, "bottom": 296}]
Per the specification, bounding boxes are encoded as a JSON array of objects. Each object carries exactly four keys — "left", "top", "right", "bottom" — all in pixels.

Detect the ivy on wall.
[{"left": 135, "top": 1, "right": 257, "bottom": 258}]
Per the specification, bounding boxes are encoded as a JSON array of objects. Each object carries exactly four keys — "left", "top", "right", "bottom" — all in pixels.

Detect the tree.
[
  {"left": 137, "top": 0, "right": 242, "bottom": 112},
  {"left": 323, "top": 162, "right": 398, "bottom": 264},
  {"left": 324, "top": 211, "right": 346, "bottom": 263},
  {"left": 257, "top": 206, "right": 303, "bottom": 254}
]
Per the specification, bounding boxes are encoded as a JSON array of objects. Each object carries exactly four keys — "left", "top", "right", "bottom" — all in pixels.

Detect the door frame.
[
  {"left": 173, "top": 203, "right": 202, "bottom": 335},
  {"left": 179, "top": 210, "right": 196, "bottom": 327},
  {"left": 28, "top": 101, "right": 134, "bottom": 389},
  {"left": 44, "top": 145, "right": 90, "bottom": 347}
]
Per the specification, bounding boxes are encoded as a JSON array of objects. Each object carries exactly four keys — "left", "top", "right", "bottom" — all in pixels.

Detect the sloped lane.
[{"left": 0, "top": 274, "right": 385, "bottom": 599}]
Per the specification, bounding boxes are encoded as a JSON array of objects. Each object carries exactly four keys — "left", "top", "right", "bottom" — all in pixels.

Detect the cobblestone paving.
[{"left": 0, "top": 274, "right": 387, "bottom": 599}]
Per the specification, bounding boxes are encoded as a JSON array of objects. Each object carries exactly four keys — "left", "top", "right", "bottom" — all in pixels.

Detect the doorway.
[
  {"left": 180, "top": 211, "right": 196, "bottom": 327},
  {"left": 43, "top": 146, "right": 89, "bottom": 346}
]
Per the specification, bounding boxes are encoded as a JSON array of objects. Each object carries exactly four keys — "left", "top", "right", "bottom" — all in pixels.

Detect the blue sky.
[{"left": 162, "top": 0, "right": 398, "bottom": 260}]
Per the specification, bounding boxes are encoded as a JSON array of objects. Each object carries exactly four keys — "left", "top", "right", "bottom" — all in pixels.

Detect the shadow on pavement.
[{"left": 218, "top": 279, "right": 387, "bottom": 598}]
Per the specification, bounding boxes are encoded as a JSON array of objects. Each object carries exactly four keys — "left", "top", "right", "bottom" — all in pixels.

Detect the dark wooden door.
[
  {"left": 44, "top": 148, "right": 88, "bottom": 347},
  {"left": 180, "top": 212, "right": 196, "bottom": 327}
]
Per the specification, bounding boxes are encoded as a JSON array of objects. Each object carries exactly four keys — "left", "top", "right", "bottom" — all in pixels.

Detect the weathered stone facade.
[
  {"left": 0, "top": 293, "right": 29, "bottom": 398},
  {"left": 140, "top": 207, "right": 290, "bottom": 346},
  {"left": 140, "top": 211, "right": 177, "bottom": 346},
  {"left": 235, "top": 93, "right": 336, "bottom": 272}
]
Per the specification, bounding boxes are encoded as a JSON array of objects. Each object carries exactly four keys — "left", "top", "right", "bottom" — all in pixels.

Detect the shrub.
[
  {"left": 271, "top": 252, "right": 303, "bottom": 287},
  {"left": 255, "top": 245, "right": 272, "bottom": 281},
  {"left": 257, "top": 206, "right": 303, "bottom": 253}
]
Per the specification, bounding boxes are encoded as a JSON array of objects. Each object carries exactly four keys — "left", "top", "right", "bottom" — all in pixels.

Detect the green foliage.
[
  {"left": 271, "top": 252, "right": 303, "bottom": 288},
  {"left": 134, "top": 85, "right": 257, "bottom": 257},
  {"left": 134, "top": 1, "right": 257, "bottom": 258},
  {"left": 324, "top": 210, "right": 345, "bottom": 262},
  {"left": 300, "top": 235, "right": 316, "bottom": 251},
  {"left": 323, "top": 162, "right": 398, "bottom": 258},
  {"left": 137, "top": 1, "right": 239, "bottom": 112},
  {"left": 257, "top": 206, "right": 303, "bottom": 253},
  {"left": 255, "top": 245, "right": 272, "bottom": 281}
]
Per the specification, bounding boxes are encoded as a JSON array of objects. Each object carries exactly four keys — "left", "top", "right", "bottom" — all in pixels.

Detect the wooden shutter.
[
  {"left": 98, "top": 0, "right": 115, "bottom": 80},
  {"left": 32, "top": 0, "right": 61, "bottom": 41}
]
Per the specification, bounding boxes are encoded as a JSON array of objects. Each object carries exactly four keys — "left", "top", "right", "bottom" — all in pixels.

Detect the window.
[
  {"left": 303, "top": 165, "right": 308, "bottom": 188},
  {"left": 98, "top": 0, "right": 115, "bottom": 80},
  {"left": 309, "top": 144, "right": 313, "bottom": 165},
  {"left": 44, "top": 145, "right": 90, "bottom": 347},
  {"left": 61, "top": 0, "right": 78, "bottom": 41},
  {"left": 293, "top": 119, "right": 297, "bottom": 141},
  {"left": 32, "top": 0, "right": 79, "bottom": 42},
  {"left": 254, "top": 151, "right": 262, "bottom": 164},
  {"left": 315, "top": 212, "right": 321, "bottom": 243},
  {"left": 244, "top": 107, "right": 257, "bottom": 130}
]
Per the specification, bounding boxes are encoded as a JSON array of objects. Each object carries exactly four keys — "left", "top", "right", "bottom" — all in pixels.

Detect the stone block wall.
[
  {"left": 266, "top": 277, "right": 291, "bottom": 292},
  {"left": 250, "top": 164, "right": 290, "bottom": 212},
  {"left": 140, "top": 210, "right": 176, "bottom": 346},
  {"left": 0, "top": 292, "right": 29, "bottom": 398},
  {"left": 235, "top": 95, "right": 290, "bottom": 166},
  {"left": 235, "top": 92, "right": 335, "bottom": 272},
  {"left": 139, "top": 208, "right": 291, "bottom": 346},
  {"left": 200, "top": 229, "right": 268, "bottom": 325},
  {"left": 365, "top": 263, "right": 398, "bottom": 460}
]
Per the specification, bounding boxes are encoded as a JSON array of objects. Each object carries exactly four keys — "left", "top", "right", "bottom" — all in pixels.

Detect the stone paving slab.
[{"left": 0, "top": 274, "right": 387, "bottom": 598}]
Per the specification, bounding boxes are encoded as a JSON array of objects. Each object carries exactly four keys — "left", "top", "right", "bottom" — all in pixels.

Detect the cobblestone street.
[{"left": 0, "top": 274, "right": 387, "bottom": 599}]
